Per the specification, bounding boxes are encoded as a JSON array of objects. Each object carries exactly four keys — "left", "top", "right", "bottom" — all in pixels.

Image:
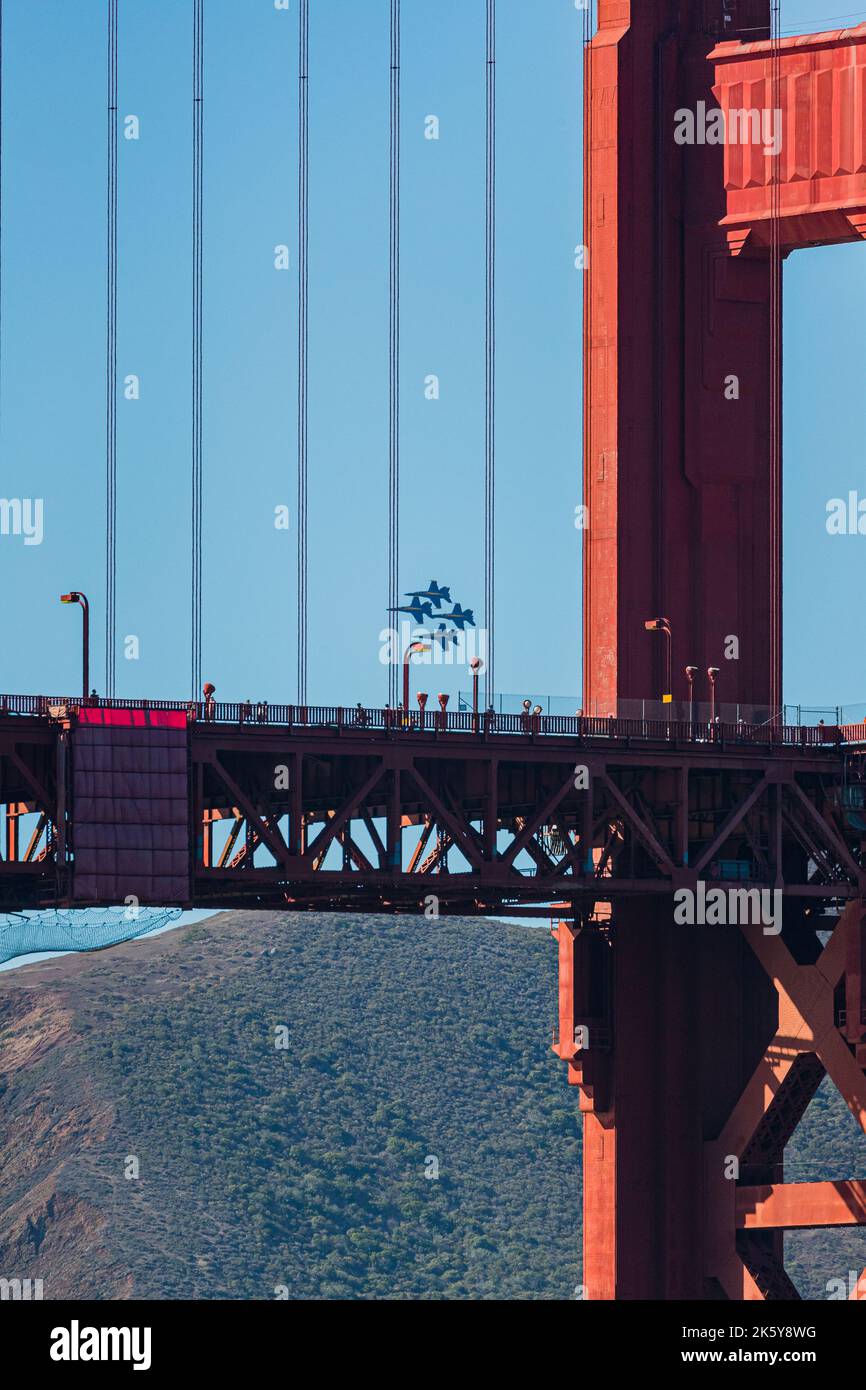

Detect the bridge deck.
[{"left": 0, "top": 696, "right": 863, "bottom": 916}]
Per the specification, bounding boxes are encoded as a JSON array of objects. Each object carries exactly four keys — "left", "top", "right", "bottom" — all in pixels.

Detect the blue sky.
[
  {"left": 0, "top": 0, "right": 863, "bottom": 715},
  {"left": 773, "top": 0, "right": 866, "bottom": 710}
]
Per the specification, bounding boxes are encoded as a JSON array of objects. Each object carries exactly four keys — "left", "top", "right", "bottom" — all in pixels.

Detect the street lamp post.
[
  {"left": 470, "top": 656, "right": 484, "bottom": 733},
  {"left": 416, "top": 691, "right": 428, "bottom": 731},
  {"left": 60, "top": 591, "right": 90, "bottom": 700},
  {"left": 402, "top": 639, "right": 432, "bottom": 717},
  {"left": 685, "top": 665, "right": 698, "bottom": 734},
  {"left": 707, "top": 666, "right": 720, "bottom": 732},
  {"left": 437, "top": 692, "right": 449, "bottom": 732},
  {"left": 644, "top": 617, "right": 672, "bottom": 708}
]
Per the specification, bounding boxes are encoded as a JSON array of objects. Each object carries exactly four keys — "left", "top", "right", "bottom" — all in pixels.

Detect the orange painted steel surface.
[
  {"left": 583, "top": 2, "right": 780, "bottom": 721},
  {"left": 575, "top": 1, "right": 866, "bottom": 1299},
  {"left": 712, "top": 25, "right": 866, "bottom": 254},
  {"left": 737, "top": 1180, "right": 866, "bottom": 1230}
]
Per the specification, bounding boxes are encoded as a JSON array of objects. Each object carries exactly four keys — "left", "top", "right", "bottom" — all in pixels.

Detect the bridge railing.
[{"left": 0, "top": 693, "right": 862, "bottom": 751}]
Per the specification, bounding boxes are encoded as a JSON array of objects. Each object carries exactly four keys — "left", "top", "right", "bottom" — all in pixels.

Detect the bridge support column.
[
  {"left": 583, "top": 1, "right": 779, "bottom": 717},
  {"left": 557, "top": 900, "right": 779, "bottom": 1299},
  {"left": 557, "top": 899, "right": 866, "bottom": 1299}
]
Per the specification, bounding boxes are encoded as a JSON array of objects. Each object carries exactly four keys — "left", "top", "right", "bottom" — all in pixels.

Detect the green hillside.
[
  {"left": 0, "top": 912, "right": 581, "bottom": 1300},
  {"left": 0, "top": 910, "right": 863, "bottom": 1300}
]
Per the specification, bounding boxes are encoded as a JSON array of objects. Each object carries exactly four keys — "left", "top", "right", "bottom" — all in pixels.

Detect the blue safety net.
[{"left": 0, "top": 907, "right": 183, "bottom": 966}]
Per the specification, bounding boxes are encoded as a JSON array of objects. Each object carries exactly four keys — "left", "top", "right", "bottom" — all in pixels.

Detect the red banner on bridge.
[{"left": 78, "top": 706, "right": 188, "bottom": 730}]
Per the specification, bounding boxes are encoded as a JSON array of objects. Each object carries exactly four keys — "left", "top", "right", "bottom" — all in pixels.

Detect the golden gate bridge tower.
[{"left": 558, "top": 0, "right": 866, "bottom": 1298}]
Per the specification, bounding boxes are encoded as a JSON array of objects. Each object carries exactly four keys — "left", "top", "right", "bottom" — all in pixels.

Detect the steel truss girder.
[
  {"left": 0, "top": 725, "right": 62, "bottom": 906},
  {"left": 190, "top": 734, "right": 865, "bottom": 914},
  {"left": 0, "top": 722, "right": 863, "bottom": 916},
  {"left": 703, "top": 901, "right": 866, "bottom": 1299}
]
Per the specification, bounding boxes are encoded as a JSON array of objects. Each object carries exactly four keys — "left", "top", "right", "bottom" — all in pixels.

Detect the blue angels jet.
[
  {"left": 389, "top": 596, "right": 434, "bottom": 622},
  {"left": 404, "top": 580, "right": 451, "bottom": 610},
  {"left": 429, "top": 623, "right": 461, "bottom": 649},
  {"left": 441, "top": 603, "right": 475, "bottom": 630}
]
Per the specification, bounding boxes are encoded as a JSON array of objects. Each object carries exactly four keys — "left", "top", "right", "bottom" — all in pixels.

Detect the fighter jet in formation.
[
  {"left": 440, "top": 603, "right": 475, "bottom": 631},
  {"left": 404, "top": 580, "right": 451, "bottom": 610},
  {"left": 429, "top": 623, "right": 461, "bottom": 650},
  {"left": 390, "top": 584, "right": 476, "bottom": 636},
  {"left": 389, "top": 596, "right": 434, "bottom": 623}
]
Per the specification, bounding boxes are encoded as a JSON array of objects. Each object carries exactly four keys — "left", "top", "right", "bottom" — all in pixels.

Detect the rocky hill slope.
[{"left": 0, "top": 911, "right": 862, "bottom": 1299}]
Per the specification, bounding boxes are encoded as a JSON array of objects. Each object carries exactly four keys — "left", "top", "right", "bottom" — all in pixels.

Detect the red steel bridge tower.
[{"left": 567, "top": 0, "right": 866, "bottom": 1298}]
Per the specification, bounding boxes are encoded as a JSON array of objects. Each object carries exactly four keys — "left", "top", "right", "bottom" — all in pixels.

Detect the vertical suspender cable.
[
  {"left": 105, "top": 0, "right": 118, "bottom": 699},
  {"left": 581, "top": 1, "right": 593, "bottom": 712},
  {"left": 769, "top": 0, "right": 782, "bottom": 717},
  {"left": 484, "top": 0, "right": 496, "bottom": 707},
  {"left": 389, "top": 0, "right": 401, "bottom": 709},
  {"left": 297, "top": 0, "right": 309, "bottom": 705},
  {"left": 0, "top": 1, "right": 4, "bottom": 438},
  {"left": 191, "top": 0, "right": 203, "bottom": 699}
]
